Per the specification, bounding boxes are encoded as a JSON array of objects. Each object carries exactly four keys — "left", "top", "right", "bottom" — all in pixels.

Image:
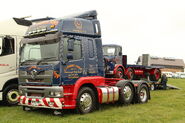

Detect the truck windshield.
[
  {"left": 20, "top": 42, "right": 59, "bottom": 63},
  {"left": 103, "top": 47, "right": 116, "bottom": 56}
]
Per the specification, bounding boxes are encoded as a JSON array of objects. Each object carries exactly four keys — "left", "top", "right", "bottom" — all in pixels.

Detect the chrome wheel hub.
[
  {"left": 80, "top": 93, "right": 92, "bottom": 111},
  {"left": 140, "top": 88, "right": 147, "bottom": 102},
  {"left": 123, "top": 86, "right": 132, "bottom": 101}
]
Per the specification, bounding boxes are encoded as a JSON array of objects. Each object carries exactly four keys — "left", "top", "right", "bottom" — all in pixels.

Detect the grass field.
[{"left": 0, "top": 78, "right": 185, "bottom": 123}]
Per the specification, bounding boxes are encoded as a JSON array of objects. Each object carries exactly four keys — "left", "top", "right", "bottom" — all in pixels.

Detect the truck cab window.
[
  {"left": 73, "top": 40, "right": 82, "bottom": 60},
  {"left": 1, "top": 36, "right": 15, "bottom": 56},
  {"left": 63, "top": 37, "right": 82, "bottom": 61},
  {"left": 88, "top": 39, "right": 94, "bottom": 58}
]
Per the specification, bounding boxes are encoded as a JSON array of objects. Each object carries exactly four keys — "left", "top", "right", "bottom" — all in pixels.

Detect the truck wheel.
[
  {"left": 3, "top": 84, "right": 19, "bottom": 105},
  {"left": 126, "top": 68, "right": 134, "bottom": 80},
  {"left": 76, "top": 87, "right": 96, "bottom": 114},
  {"left": 119, "top": 82, "right": 134, "bottom": 105},
  {"left": 115, "top": 67, "right": 124, "bottom": 78},
  {"left": 150, "top": 69, "right": 161, "bottom": 81},
  {"left": 137, "top": 84, "right": 149, "bottom": 103}
]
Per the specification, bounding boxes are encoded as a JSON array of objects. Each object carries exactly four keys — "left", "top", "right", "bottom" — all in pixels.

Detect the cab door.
[
  {"left": 0, "top": 36, "right": 16, "bottom": 74},
  {"left": 83, "top": 38, "right": 98, "bottom": 76},
  {"left": 61, "top": 36, "right": 84, "bottom": 85}
]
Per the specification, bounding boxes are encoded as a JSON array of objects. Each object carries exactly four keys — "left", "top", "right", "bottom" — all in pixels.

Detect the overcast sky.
[{"left": 1, "top": 0, "right": 185, "bottom": 63}]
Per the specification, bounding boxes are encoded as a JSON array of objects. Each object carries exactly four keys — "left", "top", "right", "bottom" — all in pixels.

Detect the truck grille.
[
  {"left": 27, "top": 93, "right": 44, "bottom": 97},
  {"left": 19, "top": 69, "right": 53, "bottom": 83}
]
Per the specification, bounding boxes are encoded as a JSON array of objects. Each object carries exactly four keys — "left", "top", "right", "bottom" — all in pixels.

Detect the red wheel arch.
[{"left": 113, "top": 65, "right": 125, "bottom": 77}]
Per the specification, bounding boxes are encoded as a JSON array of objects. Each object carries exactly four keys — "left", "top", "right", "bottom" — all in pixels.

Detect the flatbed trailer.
[{"left": 103, "top": 45, "right": 162, "bottom": 81}]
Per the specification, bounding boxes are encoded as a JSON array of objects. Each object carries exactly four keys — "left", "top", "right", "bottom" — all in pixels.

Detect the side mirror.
[
  {"left": 67, "top": 53, "right": 73, "bottom": 60},
  {"left": 67, "top": 39, "right": 74, "bottom": 51},
  {"left": 0, "top": 37, "right": 3, "bottom": 55}
]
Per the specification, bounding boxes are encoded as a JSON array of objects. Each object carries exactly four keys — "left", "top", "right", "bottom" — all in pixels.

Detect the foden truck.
[
  {"left": 103, "top": 44, "right": 161, "bottom": 81},
  {"left": 18, "top": 10, "right": 150, "bottom": 114}
]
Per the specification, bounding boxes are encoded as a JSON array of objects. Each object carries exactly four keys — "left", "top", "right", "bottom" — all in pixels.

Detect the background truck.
[
  {"left": 18, "top": 10, "right": 151, "bottom": 114},
  {"left": 0, "top": 19, "right": 28, "bottom": 105},
  {"left": 103, "top": 44, "right": 162, "bottom": 81},
  {"left": 0, "top": 17, "right": 53, "bottom": 105}
]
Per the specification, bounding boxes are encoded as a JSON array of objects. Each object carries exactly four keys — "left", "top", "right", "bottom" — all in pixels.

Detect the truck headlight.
[
  {"left": 50, "top": 92, "right": 54, "bottom": 96},
  {"left": 54, "top": 92, "right": 62, "bottom": 97},
  {"left": 49, "top": 91, "right": 62, "bottom": 97}
]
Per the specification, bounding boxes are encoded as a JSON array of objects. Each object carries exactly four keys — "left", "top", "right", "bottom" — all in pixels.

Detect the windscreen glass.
[
  {"left": 20, "top": 41, "right": 59, "bottom": 62},
  {"left": 103, "top": 47, "right": 116, "bottom": 56}
]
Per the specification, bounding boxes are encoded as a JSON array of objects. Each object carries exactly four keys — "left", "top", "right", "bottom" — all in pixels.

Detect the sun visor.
[{"left": 21, "top": 32, "right": 60, "bottom": 44}]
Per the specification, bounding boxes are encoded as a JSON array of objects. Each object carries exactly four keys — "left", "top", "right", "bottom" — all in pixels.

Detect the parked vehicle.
[
  {"left": 176, "top": 72, "right": 185, "bottom": 79},
  {"left": 0, "top": 17, "right": 54, "bottom": 105},
  {"left": 180, "top": 73, "right": 185, "bottom": 79},
  {"left": 103, "top": 45, "right": 161, "bottom": 81},
  {"left": 172, "top": 73, "right": 180, "bottom": 78},
  {"left": 18, "top": 10, "right": 151, "bottom": 114},
  {"left": 0, "top": 19, "right": 28, "bottom": 105},
  {"left": 162, "top": 72, "right": 173, "bottom": 78}
]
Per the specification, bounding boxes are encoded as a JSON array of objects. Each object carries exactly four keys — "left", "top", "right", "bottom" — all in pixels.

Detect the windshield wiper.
[
  {"left": 36, "top": 57, "right": 57, "bottom": 65},
  {"left": 20, "top": 59, "right": 37, "bottom": 66}
]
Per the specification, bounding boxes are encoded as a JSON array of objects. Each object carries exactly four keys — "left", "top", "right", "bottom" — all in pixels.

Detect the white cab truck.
[
  {"left": 0, "top": 19, "right": 28, "bottom": 105},
  {"left": 0, "top": 17, "right": 54, "bottom": 105}
]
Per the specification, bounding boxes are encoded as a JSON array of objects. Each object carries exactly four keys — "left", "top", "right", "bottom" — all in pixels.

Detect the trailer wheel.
[
  {"left": 3, "top": 84, "right": 19, "bottom": 105},
  {"left": 115, "top": 67, "right": 124, "bottom": 78},
  {"left": 119, "top": 82, "right": 134, "bottom": 105},
  {"left": 126, "top": 68, "right": 134, "bottom": 80},
  {"left": 76, "top": 87, "right": 96, "bottom": 114},
  {"left": 137, "top": 84, "right": 149, "bottom": 103},
  {"left": 150, "top": 69, "right": 161, "bottom": 81}
]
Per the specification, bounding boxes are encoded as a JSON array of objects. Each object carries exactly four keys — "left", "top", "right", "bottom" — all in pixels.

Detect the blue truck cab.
[{"left": 19, "top": 10, "right": 104, "bottom": 86}]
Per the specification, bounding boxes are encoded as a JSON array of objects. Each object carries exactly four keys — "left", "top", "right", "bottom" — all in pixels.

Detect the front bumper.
[
  {"left": 19, "top": 96, "right": 64, "bottom": 109},
  {"left": 19, "top": 85, "right": 64, "bottom": 109}
]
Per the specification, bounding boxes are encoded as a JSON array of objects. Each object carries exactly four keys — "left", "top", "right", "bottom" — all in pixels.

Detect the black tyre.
[
  {"left": 115, "top": 67, "right": 124, "bottom": 78},
  {"left": 76, "top": 87, "right": 96, "bottom": 114},
  {"left": 149, "top": 69, "right": 161, "bottom": 81},
  {"left": 119, "top": 82, "right": 134, "bottom": 105},
  {"left": 137, "top": 84, "right": 149, "bottom": 103},
  {"left": 3, "top": 84, "right": 19, "bottom": 105}
]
